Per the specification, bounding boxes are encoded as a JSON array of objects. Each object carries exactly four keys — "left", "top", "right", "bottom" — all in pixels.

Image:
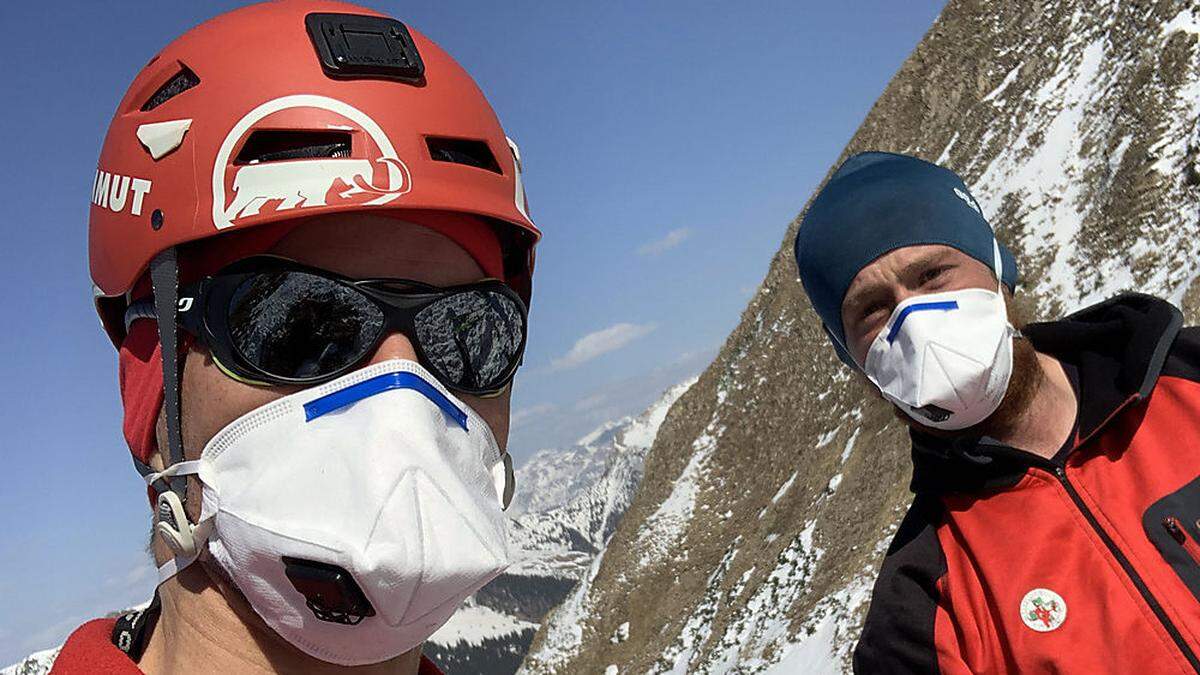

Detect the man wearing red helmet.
[{"left": 57, "top": 2, "right": 539, "bottom": 673}]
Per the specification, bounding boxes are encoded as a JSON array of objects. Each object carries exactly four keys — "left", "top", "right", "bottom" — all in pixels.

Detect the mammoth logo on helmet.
[{"left": 212, "top": 94, "right": 412, "bottom": 230}]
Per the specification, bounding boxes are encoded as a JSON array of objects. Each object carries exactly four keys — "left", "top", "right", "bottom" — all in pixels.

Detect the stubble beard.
[{"left": 974, "top": 334, "right": 1044, "bottom": 439}]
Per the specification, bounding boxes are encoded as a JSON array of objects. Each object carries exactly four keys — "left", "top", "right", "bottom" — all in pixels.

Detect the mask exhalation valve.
[
  {"left": 283, "top": 557, "right": 376, "bottom": 625},
  {"left": 913, "top": 403, "right": 953, "bottom": 424}
]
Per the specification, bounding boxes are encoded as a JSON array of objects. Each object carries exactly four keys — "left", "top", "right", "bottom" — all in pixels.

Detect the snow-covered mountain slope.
[
  {"left": 521, "top": 2, "right": 1200, "bottom": 673},
  {"left": 2, "top": 381, "right": 695, "bottom": 675}
]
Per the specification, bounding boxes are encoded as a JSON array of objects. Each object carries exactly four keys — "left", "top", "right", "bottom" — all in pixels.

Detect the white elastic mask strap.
[
  {"left": 157, "top": 551, "right": 198, "bottom": 585},
  {"left": 143, "top": 460, "right": 202, "bottom": 487},
  {"left": 155, "top": 519, "right": 213, "bottom": 584},
  {"left": 991, "top": 238, "right": 1004, "bottom": 294}
]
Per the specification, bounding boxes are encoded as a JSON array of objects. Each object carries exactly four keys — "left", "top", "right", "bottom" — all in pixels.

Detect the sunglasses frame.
[{"left": 170, "top": 255, "right": 528, "bottom": 397}]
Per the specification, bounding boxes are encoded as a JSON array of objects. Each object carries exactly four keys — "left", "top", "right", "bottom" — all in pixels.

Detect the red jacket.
[
  {"left": 855, "top": 294, "right": 1200, "bottom": 674},
  {"left": 49, "top": 598, "right": 445, "bottom": 674}
]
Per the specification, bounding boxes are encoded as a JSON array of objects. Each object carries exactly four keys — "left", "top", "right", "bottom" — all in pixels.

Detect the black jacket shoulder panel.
[
  {"left": 853, "top": 495, "right": 947, "bottom": 675},
  {"left": 1161, "top": 325, "right": 1200, "bottom": 384}
]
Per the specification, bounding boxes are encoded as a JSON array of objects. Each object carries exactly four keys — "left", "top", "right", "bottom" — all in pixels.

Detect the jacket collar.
[{"left": 909, "top": 292, "right": 1182, "bottom": 495}]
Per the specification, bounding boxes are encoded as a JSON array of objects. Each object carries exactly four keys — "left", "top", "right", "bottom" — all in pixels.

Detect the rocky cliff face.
[{"left": 522, "top": 1, "right": 1200, "bottom": 672}]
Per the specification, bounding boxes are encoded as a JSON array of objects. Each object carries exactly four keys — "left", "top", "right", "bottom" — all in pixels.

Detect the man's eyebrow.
[
  {"left": 897, "top": 250, "right": 953, "bottom": 283},
  {"left": 844, "top": 250, "right": 956, "bottom": 317},
  {"left": 844, "top": 284, "right": 890, "bottom": 316}
]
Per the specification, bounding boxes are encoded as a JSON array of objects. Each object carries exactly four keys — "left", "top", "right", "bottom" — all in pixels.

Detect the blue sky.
[{"left": 0, "top": 0, "right": 944, "bottom": 664}]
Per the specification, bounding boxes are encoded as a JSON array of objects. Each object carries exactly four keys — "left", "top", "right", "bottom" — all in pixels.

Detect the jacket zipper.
[
  {"left": 1054, "top": 466, "right": 1200, "bottom": 671},
  {"left": 1164, "top": 516, "right": 1200, "bottom": 567}
]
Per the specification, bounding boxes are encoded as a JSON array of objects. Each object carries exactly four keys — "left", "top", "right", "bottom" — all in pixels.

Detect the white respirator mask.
[
  {"left": 859, "top": 240, "right": 1015, "bottom": 431},
  {"left": 145, "top": 359, "right": 514, "bottom": 666}
]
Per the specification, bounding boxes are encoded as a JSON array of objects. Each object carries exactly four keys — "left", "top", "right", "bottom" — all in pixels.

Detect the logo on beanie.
[
  {"left": 953, "top": 186, "right": 982, "bottom": 216},
  {"left": 212, "top": 95, "right": 412, "bottom": 231}
]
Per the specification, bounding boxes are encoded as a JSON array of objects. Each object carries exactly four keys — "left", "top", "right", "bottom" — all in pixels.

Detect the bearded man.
[{"left": 794, "top": 151, "right": 1200, "bottom": 674}]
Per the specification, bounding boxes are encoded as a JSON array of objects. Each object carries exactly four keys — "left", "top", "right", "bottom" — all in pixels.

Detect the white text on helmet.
[{"left": 92, "top": 169, "right": 152, "bottom": 217}]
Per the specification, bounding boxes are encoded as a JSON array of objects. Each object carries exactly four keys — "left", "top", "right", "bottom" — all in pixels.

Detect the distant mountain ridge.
[{"left": 508, "top": 420, "right": 631, "bottom": 519}]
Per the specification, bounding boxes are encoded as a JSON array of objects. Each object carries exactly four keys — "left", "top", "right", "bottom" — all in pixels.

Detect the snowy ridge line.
[
  {"left": 496, "top": 380, "right": 700, "bottom": 673},
  {"left": 508, "top": 378, "right": 699, "bottom": 577}
]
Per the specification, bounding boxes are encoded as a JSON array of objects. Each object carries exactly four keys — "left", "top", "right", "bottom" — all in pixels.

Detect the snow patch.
[
  {"left": 635, "top": 407, "right": 724, "bottom": 569},
  {"left": 975, "top": 29, "right": 1110, "bottom": 308},
  {"left": 653, "top": 540, "right": 743, "bottom": 674},
  {"left": 936, "top": 130, "right": 960, "bottom": 164},
  {"left": 814, "top": 426, "right": 840, "bottom": 448},
  {"left": 761, "top": 575, "right": 875, "bottom": 674},
  {"left": 839, "top": 427, "right": 861, "bottom": 464},
  {"left": 771, "top": 471, "right": 798, "bottom": 505},
  {"left": 691, "top": 521, "right": 827, "bottom": 671},
  {"left": 826, "top": 474, "right": 843, "bottom": 494},
  {"left": 430, "top": 600, "right": 537, "bottom": 647},
  {"left": 981, "top": 63, "right": 1022, "bottom": 103},
  {"left": 1162, "top": 8, "right": 1200, "bottom": 37}
]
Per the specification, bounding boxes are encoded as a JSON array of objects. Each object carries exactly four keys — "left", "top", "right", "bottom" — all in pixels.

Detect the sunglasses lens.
[
  {"left": 415, "top": 289, "right": 525, "bottom": 392},
  {"left": 227, "top": 271, "right": 384, "bottom": 380}
]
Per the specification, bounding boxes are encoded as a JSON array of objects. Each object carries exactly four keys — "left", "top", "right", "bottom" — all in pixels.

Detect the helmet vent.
[
  {"left": 140, "top": 66, "right": 200, "bottom": 112},
  {"left": 235, "top": 130, "right": 353, "bottom": 165},
  {"left": 426, "top": 137, "right": 501, "bottom": 174}
]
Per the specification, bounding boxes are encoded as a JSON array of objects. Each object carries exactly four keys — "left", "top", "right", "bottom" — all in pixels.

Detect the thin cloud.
[
  {"left": 18, "top": 613, "right": 88, "bottom": 659},
  {"left": 511, "top": 403, "right": 558, "bottom": 429},
  {"left": 551, "top": 322, "right": 656, "bottom": 371},
  {"left": 573, "top": 392, "right": 608, "bottom": 412},
  {"left": 636, "top": 227, "right": 692, "bottom": 256},
  {"left": 507, "top": 344, "right": 718, "bottom": 466}
]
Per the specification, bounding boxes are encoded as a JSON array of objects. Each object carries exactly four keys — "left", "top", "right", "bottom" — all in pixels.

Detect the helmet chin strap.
[{"left": 139, "top": 247, "right": 206, "bottom": 584}]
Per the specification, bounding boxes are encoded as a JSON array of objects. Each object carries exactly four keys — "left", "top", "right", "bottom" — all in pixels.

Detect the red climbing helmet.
[{"left": 89, "top": 0, "right": 540, "bottom": 346}]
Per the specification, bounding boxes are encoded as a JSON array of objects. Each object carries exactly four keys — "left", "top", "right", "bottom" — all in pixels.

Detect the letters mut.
[{"left": 92, "top": 169, "right": 152, "bottom": 216}]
